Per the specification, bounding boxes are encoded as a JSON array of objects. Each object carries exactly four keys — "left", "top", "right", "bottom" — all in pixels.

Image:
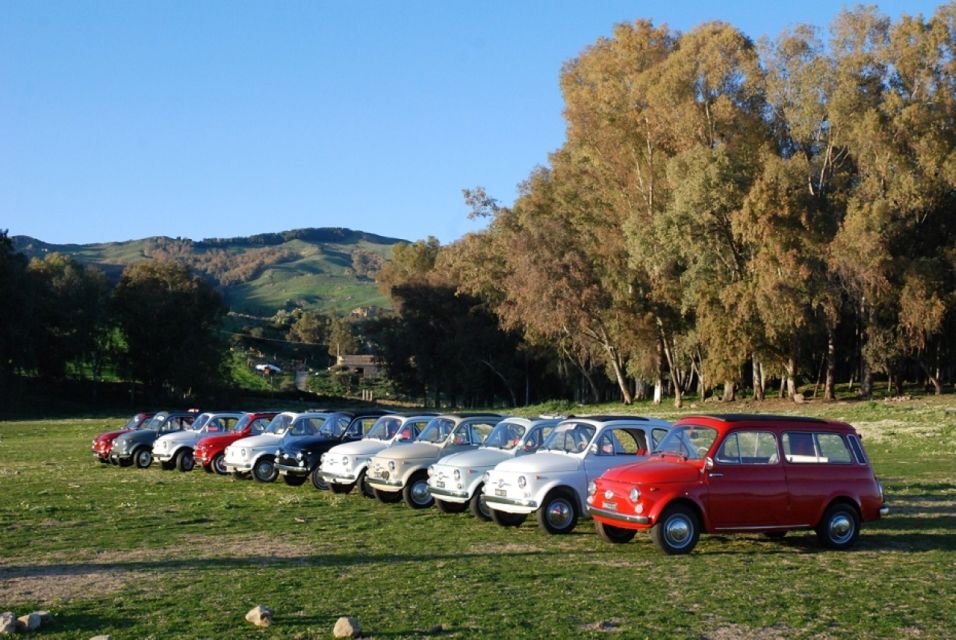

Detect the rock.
[
  {"left": 17, "top": 613, "right": 42, "bottom": 632},
  {"left": 793, "top": 393, "right": 805, "bottom": 403},
  {"left": 245, "top": 605, "right": 273, "bottom": 628},
  {"left": 35, "top": 611, "right": 53, "bottom": 625},
  {"left": 0, "top": 612, "right": 16, "bottom": 635},
  {"left": 333, "top": 616, "right": 362, "bottom": 638},
  {"left": 89, "top": 635, "right": 112, "bottom": 640}
]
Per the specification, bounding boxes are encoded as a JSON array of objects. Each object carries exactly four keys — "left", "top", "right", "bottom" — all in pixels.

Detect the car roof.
[
  {"left": 678, "top": 414, "right": 853, "bottom": 431},
  {"left": 434, "top": 413, "right": 503, "bottom": 420}
]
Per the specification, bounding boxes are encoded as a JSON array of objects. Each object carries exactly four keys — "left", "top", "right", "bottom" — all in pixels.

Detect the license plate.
[
  {"left": 602, "top": 501, "right": 618, "bottom": 511},
  {"left": 495, "top": 489, "right": 507, "bottom": 497},
  {"left": 436, "top": 481, "right": 445, "bottom": 488}
]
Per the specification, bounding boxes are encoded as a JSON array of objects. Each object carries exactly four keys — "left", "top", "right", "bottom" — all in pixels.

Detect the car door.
[
  {"left": 582, "top": 427, "right": 650, "bottom": 481},
  {"left": 704, "top": 429, "right": 788, "bottom": 529}
]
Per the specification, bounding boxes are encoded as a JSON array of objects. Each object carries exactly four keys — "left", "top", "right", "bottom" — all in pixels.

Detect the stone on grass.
[
  {"left": 245, "top": 605, "right": 274, "bottom": 628},
  {"left": 89, "top": 635, "right": 112, "bottom": 640},
  {"left": 17, "top": 613, "right": 42, "bottom": 632},
  {"left": 0, "top": 613, "right": 16, "bottom": 635},
  {"left": 333, "top": 616, "right": 362, "bottom": 638}
]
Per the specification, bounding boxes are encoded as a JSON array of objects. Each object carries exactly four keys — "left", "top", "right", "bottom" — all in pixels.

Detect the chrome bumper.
[
  {"left": 880, "top": 505, "right": 890, "bottom": 517},
  {"left": 428, "top": 485, "right": 470, "bottom": 500},
  {"left": 367, "top": 477, "right": 402, "bottom": 490},
  {"left": 322, "top": 469, "right": 357, "bottom": 483},
  {"left": 483, "top": 494, "right": 538, "bottom": 510},
  {"left": 587, "top": 505, "right": 651, "bottom": 525}
]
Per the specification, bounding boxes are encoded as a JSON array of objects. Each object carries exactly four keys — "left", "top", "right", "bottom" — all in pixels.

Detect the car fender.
[
  {"left": 532, "top": 479, "right": 585, "bottom": 513},
  {"left": 644, "top": 488, "right": 710, "bottom": 530},
  {"left": 399, "top": 463, "right": 430, "bottom": 486}
]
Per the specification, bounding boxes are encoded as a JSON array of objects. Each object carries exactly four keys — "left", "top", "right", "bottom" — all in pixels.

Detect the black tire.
[
  {"left": 118, "top": 457, "right": 133, "bottom": 468},
  {"left": 160, "top": 460, "right": 175, "bottom": 471},
  {"left": 98, "top": 457, "right": 109, "bottom": 464},
  {"left": 211, "top": 453, "right": 228, "bottom": 475},
  {"left": 816, "top": 503, "right": 860, "bottom": 550},
  {"left": 330, "top": 482, "right": 354, "bottom": 494},
  {"left": 469, "top": 486, "right": 492, "bottom": 521},
  {"left": 402, "top": 472, "right": 434, "bottom": 509},
  {"left": 651, "top": 503, "right": 700, "bottom": 554},
  {"left": 374, "top": 487, "right": 403, "bottom": 503},
  {"left": 490, "top": 508, "right": 527, "bottom": 528},
  {"left": 357, "top": 469, "right": 375, "bottom": 499},
  {"left": 282, "top": 474, "right": 307, "bottom": 486},
  {"left": 595, "top": 521, "right": 637, "bottom": 544},
  {"left": 435, "top": 498, "right": 468, "bottom": 513},
  {"left": 252, "top": 456, "right": 278, "bottom": 483},
  {"left": 537, "top": 489, "right": 579, "bottom": 534},
  {"left": 175, "top": 449, "right": 195, "bottom": 472},
  {"left": 133, "top": 448, "right": 152, "bottom": 469},
  {"left": 310, "top": 466, "right": 330, "bottom": 491},
  {"left": 110, "top": 457, "right": 120, "bottom": 466}
]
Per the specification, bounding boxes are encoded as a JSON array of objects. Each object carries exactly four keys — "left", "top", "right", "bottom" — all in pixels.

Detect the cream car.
[
  {"left": 366, "top": 413, "right": 500, "bottom": 509},
  {"left": 427, "top": 417, "right": 560, "bottom": 520},
  {"left": 482, "top": 416, "right": 672, "bottom": 534},
  {"left": 319, "top": 414, "right": 434, "bottom": 497}
]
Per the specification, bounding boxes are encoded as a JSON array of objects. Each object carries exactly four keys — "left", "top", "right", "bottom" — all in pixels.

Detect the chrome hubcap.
[
  {"left": 258, "top": 462, "right": 274, "bottom": 478},
  {"left": 411, "top": 481, "right": 431, "bottom": 504},
  {"left": 665, "top": 515, "right": 692, "bottom": 548},
  {"left": 829, "top": 514, "right": 854, "bottom": 543},
  {"left": 137, "top": 451, "right": 150, "bottom": 465},
  {"left": 546, "top": 499, "right": 573, "bottom": 529},
  {"left": 182, "top": 453, "right": 193, "bottom": 470},
  {"left": 214, "top": 458, "right": 226, "bottom": 473}
]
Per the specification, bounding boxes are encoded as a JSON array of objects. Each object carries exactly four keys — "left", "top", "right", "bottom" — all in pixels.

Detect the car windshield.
[
  {"left": 232, "top": 415, "right": 253, "bottom": 432},
  {"left": 290, "top": 416, "right": 325, "bottom": 436},
  {"left": 542, "top": 423, "right": 596, "bottom": 453},
  {"left": 367, "top": 416, "right": 403, "bottom": 440},
  {"left": 122, "top": 414, "right": 144, "bottom": 430},
  {"left": 142, "top": 414, "right": 169, "bottom": 431},
  {"left": 483, "top": 422, "right": 527, "bottom": 451},
  {"left": 417, "top": 418, "right": 456, "bottom": 444},
  {"left": 266, "top": 414, "right": 294, "bottom": 435},
  {"left": 655, "top": 425, "right": 719, "bottom": 460},
  {"left": 189, "top": 414, "right": 212, "bottom": 431}
]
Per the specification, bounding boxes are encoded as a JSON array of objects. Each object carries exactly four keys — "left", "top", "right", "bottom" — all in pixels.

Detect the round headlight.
[
  {"left": 587, "top": 481, "right": 596, "bottom": 496},
  {"left": 296, "top": 451, "right": 304, "bottom": 460},
  {"left": 427, "top": 465, "right": 434, "bottom": 477},
  {"left": 342, "top": 455, "right": 349, "bottom": 466},
  {"left": 629, "top": 487, "right": 641, "bottom": 502},
  {"left": 388, "top": 460, "right": 396, "bottom": 471},
  {"left": 240, "top": 448, "right": 247, "bottom": 458},
  {"left": 453, "top": 469, "right": 461, "bottom": 481},
  {"left": 517, "top": 475, "right": 527, "bottom": 488}
]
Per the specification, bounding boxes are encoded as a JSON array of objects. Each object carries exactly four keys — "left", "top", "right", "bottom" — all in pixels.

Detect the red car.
[
  {"left": 195, "top": 411, "right": 278, "bottom": 474},
  {"left": 91, "top": 412, "right": 154, "bottom": 463},
  {"left": 587, "top": 414, "right": 888, "bottom": 554}
]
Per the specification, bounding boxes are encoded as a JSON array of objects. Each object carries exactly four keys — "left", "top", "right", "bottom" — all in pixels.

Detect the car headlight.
[
  {"left": 629, "top": 487, "right": 641, "bottom": 502},
  {"left": 92, "top": 439, "right": 97, "bottom": 445},
  {"left": 388, "top": 460, "right": 396, "bottom": 471},
  {"left": 240, "top": 448, "right": 247, "bottom": 459},
  {"left": 296, "top": 451, "right": 304, "bottom": 460},
  {"left": 587, "top": 481, "right": 596, "bottom": 496},
  {"left": 517, "top": 475, "right": 526, "bottom": 488},
  {"left": 453, "top": 469, "right": 461, "bottom": 481},
  {"left": 342, "top": 455, "right": 349, "bottom": 467}
]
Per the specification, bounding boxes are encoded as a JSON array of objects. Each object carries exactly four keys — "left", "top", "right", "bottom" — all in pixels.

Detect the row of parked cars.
[{"left": 92, "top": 409, "right": 889, "bottom": 554}]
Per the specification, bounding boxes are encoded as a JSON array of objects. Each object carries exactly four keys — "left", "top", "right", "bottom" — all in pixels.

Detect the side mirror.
[
  {"left": 588, "top": 443, "right": 598, "bottom": 455},
  {"left": 704, "top": 456, "right": 714, "bottom": 471}
]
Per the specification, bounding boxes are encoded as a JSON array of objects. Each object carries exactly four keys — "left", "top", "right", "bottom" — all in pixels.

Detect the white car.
[
  {"left": 482, "top": 416, "right": 672, "bottom": 534},
  {"left": 223, "top": 411, "right": 331, "bottom": 482},
  {"left": 427, "top": 417, "right": 561, "bottom": 520},
  {"left": 153, "top": 412, "right": 243, "bottom": 472},
  {"left": 319, "top": 414, "right": 435, "bottom": 497}
]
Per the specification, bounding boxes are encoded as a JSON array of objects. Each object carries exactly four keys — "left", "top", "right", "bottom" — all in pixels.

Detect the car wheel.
[
  {"left": 310, "top": 467, "right": 330, "bottom": 491},
  {"left": 595, "top": 521, "right": 637, "bottom": 544},
  {"left": 133, "top": 448, "right": 152, "bottom": 469},
  {"left": 490, "top": 508, "right": 527, "bottom": 528},
  {"left": 402, "top": 472, "right": 434, "bottom": 509},
  {"left": 202, "top": 464, "right": 213, "bottom": 474},
  {"left": 252, "top": 456, "right": 278, "bottom": 483},
  {"left": 160, "top": 460, "right": 175, "bottom": 471},
  {"left": 330, "top": 482, "right": 354, "bottom": 494},
  {"left": 98, "top": 457, "right": 109, "bottom": 464},
  {"left": 651, "top": 504, "right": 700, "bottom": 554},
  {"left": 816, "top": 503, "right": 860, "bottom": 550},
  {"left": 283, "top": 474, "right": 307, "bottom": 486},
  {"left": 374, "top": 487, "right": 402, "bottom": 503},
  {"left": 469, "top": 486, "right": 492, "bottom": 521},
  {"left": 175, "top": 449, "right": 195, "bottom": 472},
  {"left": 357, "top": 470, "right": 375, "bottom": 499},
  {"left": 118, "top": 457, "right": 133, "bottom": 468},
  {"left": 435, "top": 498, "right": 467, "bottom": 514},
  {"left": 212, "top": 453, "right": 228, "bottom": 475},
  {"left": 537, "top": 489, "right": 578, "bottom": 534}
]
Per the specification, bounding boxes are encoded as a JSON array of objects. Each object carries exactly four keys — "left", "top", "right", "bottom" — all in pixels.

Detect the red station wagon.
[
  {"left": 194, "top": 411, "right": 278, "bottom": 474},
  {"left": 587, "top": 414, "right": 888, "bottom": 554}
]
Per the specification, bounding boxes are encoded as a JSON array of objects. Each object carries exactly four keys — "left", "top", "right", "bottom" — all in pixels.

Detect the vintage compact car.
[
  {"left": 586, "top": 414, "right": 889, "bottom": 554},
  {"left": 152, "top": 411, "right": 244, "bottom": 472},
  {"left": 195, "top": 411, "right": 278, "bottom": 474},
  {"left": 223, "top": 411, "right": 331, "bottom": 482},
  {"left": 427, "top": 417, "right": 561, "bottom": 519},
  {"left": 109, "top": 410, "right": 198, "bottom": 468},
  {"left": 274, "top": 410, "right": 392, "bottom": 488},
  {"left": 482, "top": 416, "right": 672, "bottom": 534},
  {"left": 366, "top": 413, "right": 501, "bottom": 508},
  {"left": 91, "top": 412, "right": 154, "bottom": 463},
  {"left": 318, "top": 413, "right": 435, "bottom": 497}
]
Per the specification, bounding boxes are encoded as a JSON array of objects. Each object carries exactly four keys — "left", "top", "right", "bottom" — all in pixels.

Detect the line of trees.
[{"left": 371, "top": 6, "right": 956, "bottom": 407}]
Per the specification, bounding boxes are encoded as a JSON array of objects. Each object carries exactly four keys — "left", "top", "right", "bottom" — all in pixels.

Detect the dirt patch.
[
  {"left": 0, "top": 564, "right": 148, "bottom": 604},
  {"left": 701, "top": 624, "right": 794, "bottom": 640},
  {"left": 580, "top": 618, "right": 622, "bottom": 633}
]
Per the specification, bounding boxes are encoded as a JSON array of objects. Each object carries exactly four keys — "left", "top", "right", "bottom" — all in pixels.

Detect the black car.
[{"left": 275, "top": 410, "right": 393, "bottom": 489}]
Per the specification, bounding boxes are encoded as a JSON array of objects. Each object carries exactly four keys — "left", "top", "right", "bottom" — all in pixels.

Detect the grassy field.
[{"left": 1, "top": 397, "right": 954, "bottom": 639}]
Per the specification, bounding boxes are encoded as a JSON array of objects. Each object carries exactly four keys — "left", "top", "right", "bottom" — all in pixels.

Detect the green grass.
[{"left": 1, "top": 397, "right": 954, "bottom": 639}]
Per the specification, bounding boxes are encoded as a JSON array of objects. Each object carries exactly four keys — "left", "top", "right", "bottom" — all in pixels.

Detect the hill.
[{"left": 11, "top": 227, "right": 404, "bottom": 315}]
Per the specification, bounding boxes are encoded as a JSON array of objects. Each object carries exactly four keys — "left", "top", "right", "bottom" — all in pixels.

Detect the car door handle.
[{"left": 709, "top": 472, "right": 724, "bottom": 478}]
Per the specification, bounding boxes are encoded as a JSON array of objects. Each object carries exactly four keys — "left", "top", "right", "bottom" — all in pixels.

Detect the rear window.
[
  {"left": 783, "top": 432, "right": 853, "bottom": 464},
  {"left": 847, "top": 434, "right": 868, "bottom": 464}
]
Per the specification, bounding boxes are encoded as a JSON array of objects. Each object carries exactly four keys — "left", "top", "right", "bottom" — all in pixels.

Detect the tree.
[
  {"left": 0, "top": 232, "right": 38, "bottom": 388},
  {"left": 327, "top": 315, "right": 356, "bottom": 361}
]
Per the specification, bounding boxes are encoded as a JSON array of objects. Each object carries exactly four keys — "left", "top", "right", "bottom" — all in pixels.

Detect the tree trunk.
[
  {"left": 785, "top": 356, "right": 798, "bottom": 400},
  {"left": 607, "top": 354, "right": 633, "bottom": 405},
  {"left": 860, "top": 361, "right": 873, "bottom": 399},
  {"left": 722, "top": 380, "right": 735, "bottom": 402},
  {"left": 752, "top": 353, "right": 764, "bottom": 401},
  {"left": 674, "top": 386, "right": 683, "bottom": 409},
  {"left": 824, "top": 328, "right": 836, "bottom": 401}
]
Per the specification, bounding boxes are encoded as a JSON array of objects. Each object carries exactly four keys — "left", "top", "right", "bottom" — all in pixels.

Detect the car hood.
[
  {"left": 438, "top": 448, "right": 509, "bottom": 469},
  {"left": 156, "top": 431, "right": 200, "bottom": 447},
  {"left": 495, "top": 451, "right": 580, "bottom": 475},
  {"left": 375, "top": 442, "right": 441, "bottom": 461},
  {"left": 95, "top": 430, "right": 126, "bottom": 443},
  {"left": 600, "top": 458, "right": 701, "bottom": 484},
  {"left": 281, "top": 434, "right": 336, "bottom": 454},
  {"left": 231, "top": 433, "right": 282, "bottom": 450},
  {"left": 330, "top": 439, "right": 390, "bottom": 457},
  {"left": 114, "top": 431, "right": 156, "bottom": 446},
  {"left": 197, "top": 432, "right": 243, "bottom": 448}
]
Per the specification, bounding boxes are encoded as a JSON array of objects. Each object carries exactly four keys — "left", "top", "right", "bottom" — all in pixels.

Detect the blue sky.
[{"left": 1, "top": 1, "right": 948, "bottom": 245}]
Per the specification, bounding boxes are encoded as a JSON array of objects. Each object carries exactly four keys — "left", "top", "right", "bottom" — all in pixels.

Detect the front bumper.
[
  {"left": 367, "top": 476, "right": 403, "bottom": 491},
  {"left": 109, "top": 451, "right": 132, "bottom": 463},
  {"left": 276, "top": 462, "right": 310, "bottom": 477},
  {"left": 483, "top": 494, "right": 538, "bottom": 513},
  {"left": 587, "top": 504, "right": 651, "bottom": 526},
  {"left": 428, "top": 484, "right": 470, "bottom": 501},
  {"left": 224, "top": 461, "right": 253, "bottom": 473},
  {"left": 321, "top": 468, "right": 358, "bottom": 484},
  {"left": 154, "top": 452, "right": 175, "bottom": 463}
]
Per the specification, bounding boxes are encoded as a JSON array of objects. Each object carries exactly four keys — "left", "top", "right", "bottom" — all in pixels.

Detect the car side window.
[
  {"left": 716, "top": 431, "right": 778, "bottom": 464},
  {"left": 652, "top": 428, "right": 669, "bottom": 448},
  {"left": 783, "top": 432, "right": 851, "bottom": 463},
  {"left": 250, "top": 419, "right": 268, "bottom": 435},
  {"left": 345, "top": 419, "right": 364, "bottom": 438},
  {"left": 847, "top": 435, "right": 868, "bottom": 464},
  {"left": 596, "top": 429, "right": 647, "bottom": 456},
  {"left": 523, "top": 426, "right": 553, "bottom": 453},
  {"left": 815, "top": 433, "right": 853, "bottom": 463},
  {"left": 470, "top": 422, "right": 495, "bottom": 444}
]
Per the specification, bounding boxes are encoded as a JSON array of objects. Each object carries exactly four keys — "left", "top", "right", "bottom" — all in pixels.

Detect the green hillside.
[{"left": 11, "top": 228, "right": 402, "bottom": 315}]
